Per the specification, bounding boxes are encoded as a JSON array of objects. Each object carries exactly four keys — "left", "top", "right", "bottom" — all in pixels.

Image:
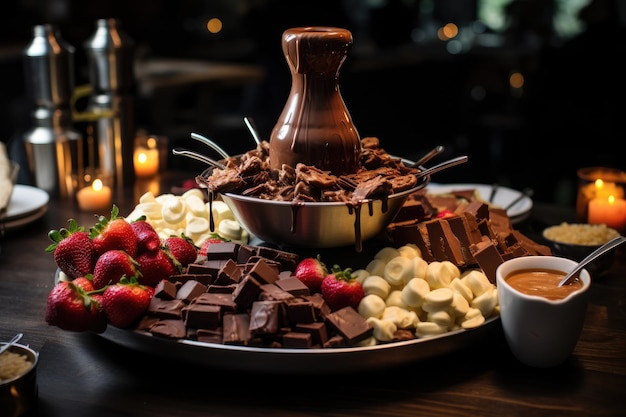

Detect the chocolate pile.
[
  {"left": 135, "top": 242, "right": 374, "bottom": 348},
  {"left": 386, "top": 189, "right": 551, "bottom": 283},
  {"left": 195, "top": 137, "right": 420, "bottom": 203}
]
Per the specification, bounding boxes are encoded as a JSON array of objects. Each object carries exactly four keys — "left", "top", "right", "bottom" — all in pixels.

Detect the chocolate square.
[
  {"left": 222, "top": 313, "right": 252, "bottom": 345},
  {"left": 154, "top": 279, "right": 178, "bottom": 299},
  {"left": 184, "top": 303, "right": 222, "bottom": 329},
  {"left": 325, "top": 306, "right": 373, "bottom": 345},
  {"left": 275, "top": 276, "right": 310, "bottom": 296},
  {"left": 282, "top": 331, "right": 313, "bottom": 348},
  {"left": 176, "top": 280, "right": 208, "bottom": 303}
]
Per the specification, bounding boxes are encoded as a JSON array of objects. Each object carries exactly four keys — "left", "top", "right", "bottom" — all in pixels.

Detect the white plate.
[
  {"left": 3, "top": 184, "right": 50, "bottom": 221},
  {"left": 2, "top": 205, "right": 48, "bottom": 231},
  {"left": 426, "top": 183, "right": 532, "bottom": 224}
]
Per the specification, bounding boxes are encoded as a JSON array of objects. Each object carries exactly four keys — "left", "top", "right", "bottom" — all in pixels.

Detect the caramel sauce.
[{"left": 505, "top": 268, "right": 584, "bottom": 300}]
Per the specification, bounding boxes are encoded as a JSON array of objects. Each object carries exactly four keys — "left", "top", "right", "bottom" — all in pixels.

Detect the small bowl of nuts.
[
  {"left": 542, "top": 223, "right": 621, "bottom": 277},
  {"left": 0, "top": 340, "right": 38, "bottom": 417}
]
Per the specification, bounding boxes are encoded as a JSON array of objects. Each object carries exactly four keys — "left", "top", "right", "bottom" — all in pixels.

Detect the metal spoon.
[
  {"left": 244, "top": 116, "right": 262, "bottom": 146},
  {"left": 412, "top": 145, "right": 444, "bottom": 168},
  {"left": 190, "top": 132, "right": 230, "bottom": 160},
  {"left": 172, "top": 148, "right": 226, "bottom": 170},
  {"left": 0, "top": 333, "right": 23, "bottom": 355},
  {"left": 414, "top": 155, "right": 468, "bottom": 180},
  {"left": 558, "top": 236, "right": 626, "bottom": 287}
]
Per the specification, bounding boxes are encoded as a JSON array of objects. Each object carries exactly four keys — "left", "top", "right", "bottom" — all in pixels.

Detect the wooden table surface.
[{"left": 1, "top": 174, "right": 625, "bottom": 417}]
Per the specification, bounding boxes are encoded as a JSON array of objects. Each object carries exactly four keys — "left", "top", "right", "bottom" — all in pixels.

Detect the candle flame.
[
  {"left": 595, "top": 179, "right": 605, "bottom": 190},
  {"left": 609, "top": 195, "right": 616, "bottom": 204},
  {"left": 138, "top": 152, "right": 148, "bottom": 164},
  {"left": 92, "top": 179, "right": 103, "bottom": 191}
]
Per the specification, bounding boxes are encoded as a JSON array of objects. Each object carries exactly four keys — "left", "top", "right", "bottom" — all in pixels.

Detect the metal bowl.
[
  {"left": 219, "top": 176, "right": 429, "bottom": 249},
  {"left": 0, "top": 343, "right": 38, "bottom": 417}
]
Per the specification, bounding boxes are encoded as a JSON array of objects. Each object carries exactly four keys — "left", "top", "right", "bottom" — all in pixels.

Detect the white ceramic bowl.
[{"left": 496, "top": 256, "right": 591, "bottom": 368}]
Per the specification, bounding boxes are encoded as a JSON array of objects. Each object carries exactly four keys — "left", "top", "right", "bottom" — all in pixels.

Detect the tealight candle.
[
  {"left": 76, "top": 178, "right": 112, "bottom": 212},
  {"left": 576, "top": 167, "right": 626, "bottom": 223},
  {"left": 133, "top": 146, "right": 159, "bottom": 178},
  {"left": 588, "top": 195, "right": 626, "bottom": 232}
]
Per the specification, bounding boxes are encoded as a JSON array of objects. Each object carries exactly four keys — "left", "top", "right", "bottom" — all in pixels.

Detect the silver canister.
[
  {"left": 23, "top": 24, "right": 75, "bottom": 110},
  {"left": 22, "top": 108, "right": 84, "bottom": 199},
  {"left": 22, "top": 25, "right": 84, "bottom": 199},
  {"left": 84, "top": 18, "right": 135, "bottom": 188}
]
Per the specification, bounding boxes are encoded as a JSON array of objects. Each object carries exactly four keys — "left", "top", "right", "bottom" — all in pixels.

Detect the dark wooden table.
[{"left": 2, "top": 173, "right": 625, "bottom": 417}]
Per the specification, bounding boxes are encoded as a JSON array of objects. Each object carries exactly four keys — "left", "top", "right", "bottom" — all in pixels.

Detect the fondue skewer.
[
  {"left": 190, "top": 132, "right": 230, "bottom": 160},
  {"left": 244, "top": 116, "right": 262, "bottom": 146},
  {"left": 172, "top": 148, "right": 226, "bottom": 170}
]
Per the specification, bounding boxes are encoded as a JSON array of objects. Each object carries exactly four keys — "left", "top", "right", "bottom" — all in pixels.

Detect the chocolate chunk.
[
  {"left": 150, "top": 319, "right": 186, "bottom": 339},
  {"left": 282, "top": 331, "right": 313, "bottom": 348},
  {"left": 470, "top": 239, "right": 504, "bottom": 284},
  {"left": 196, "top": 328, "right": 223, "bottom": 344},
  {"left": 284, "top": 298, "right": 316, "bottom": 324},
  {"left": 303, "top": 293, "right": 331, "bottom": 319},
  {"left": 259, "top": 283, "right": 295, "bottom": 301},
  {"left": 275, "top": 276, "right": 311, "bottom": 296},
  {"left": 207, "top": 242, "right": 239, "bottom": 260},
  {"left": 214, "top": 258, "right": 243, "bottom": 285},
  {"left": 249, "top": 300, "right": 284, "bottom": 335},
  {"left": 147, "top": 298, "right": 185, "bottom": 319},
  {"left": 193, "top": 292, "right": 238, "bottom": 313},
  {"left": 184, "top": 303, "right": 222, "bottom": 329},
  {"left": 295, "top": 322, "right": 329, "bottom": 346},
  {"left": 232, "top": 275, "right": 263, "bottom": 309},
  {"left": 236, "top": 244, "right": 258, "bottom": 264},
  {"left": 325, "top": 306, "right": 373, "bottom": 345},
  {"left": 207, "top": 284, "right": 237, "bottom": 293},
  {"left": 248, "top": 258, "right": 280, "bottom": 284},
  {"left": 176, "top": 280, "right": 208, "bottom": 303},
  {"left": 222, "top": 313, "right": 252, "bottom": 345},
  {"left": 154, "top": 279, "right": 178, "bottom": 299}
]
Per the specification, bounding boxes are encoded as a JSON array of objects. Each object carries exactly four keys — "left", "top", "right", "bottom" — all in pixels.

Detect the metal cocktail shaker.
[
  {"left": 84, "top": 18, "right": 135, "bottom": 189},
  {"left": 22, "top": 24, "right": 83, "bottom": 198}
]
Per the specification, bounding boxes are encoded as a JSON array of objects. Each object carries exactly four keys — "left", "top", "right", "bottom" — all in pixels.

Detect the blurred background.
[{"left": 1, "top": 0, "right": 625, "bottom": 206}]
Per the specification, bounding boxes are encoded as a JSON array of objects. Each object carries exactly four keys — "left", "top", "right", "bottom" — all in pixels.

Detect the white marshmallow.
[
  {"left": 471, "top": 286, "right": 498, "bottom": 317},
  {"left": 362, "top": 275, "right": 391, "bottom": 299},
  {"left": 461, "top": 269, "right": 493, "bottom": 297},
  {"left": 365, "top": 258, "right": 387, "bottom": 277},
  {"left": 411, "top": 256, "right": 428, "bottom": 280},
  {"left": 448, "top": 277, "right": 474, "bottom": 303},
  {"left": 385, "top": 290, "right": 410, "bottom": 309},
  {"left": 383, "top": 256, "right": 413, "bottom": 287},
  {"left": 352, "top": 269, "right": 370, "bottom": 285},
  {"left": 415, "top": 321, "right": 448, "bottom": 337},
  {"left": 397, "top": 244, "right": 421, "bottom": 259},
  {"left": 426, "top": 309, "right": 453, "bottom": 328},
  {"left": 366, "top": 317, "right": 397, "bottom": 342},
  {"left": 422, "top": 287, "right": 454, "bottom": 313},
  {"left": 425, "top": 261, "right": 459, "bottom": 289},
  {"left": 401, "top": 277, "right": 430, "bottom": 308},
  {"left": 358, "top": 294, "right": 386, "bottom": 319},
  {"left": 382, "top": 306, "right": 419, "bottom": 329},
  {"left": 161, "top": 196, "right": 187, "bottom": 224},
  {"left": 374, "top": 246, "right": 401, "bottom": 263}
]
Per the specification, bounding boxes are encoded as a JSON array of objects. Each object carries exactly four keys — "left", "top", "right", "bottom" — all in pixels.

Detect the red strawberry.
[
  {"left": 131, "top": 218, "right": 161, "bottom": 254},
  {"left": 295, "top": 255, "right": 328, "bottom": 293},
  {"left": 101, "top": 276, "right": 154, "bottom": 328},
  {"left": 46, "top": 219, "right": 96, "bottom": 279},
  {"left": 72, "top": 276, "right": 95, "bottom": 292},
  {"left": 135, "top": 248, "right": 178, "bottom": 287},
  {"left": 90, "top": 205, "right": 138, "bottom": 257},
  {"left": 92, "top": 249, "right": 141, "bottom": 290},
  {"left": 162, "top": 234, "right": 198, "bottom": 267},
  {"left": 320, "top": 265, "right": 364, "bottom": 311},
  {"left": 45, "top": 280, "right": 107, "bottom": 333},
  {"left": 198, "top": 234, "right": 229, "bottom": 257}
]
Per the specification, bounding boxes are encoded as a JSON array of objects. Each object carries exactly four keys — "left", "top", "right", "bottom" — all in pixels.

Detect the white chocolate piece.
[
  {"left": 365, "top": 258, "right": 386, "bottom": 277},
  {"left": 185, "top": 216, "right": 210, "bottom": 240},
  {"left": 181, "top": 188, "right": 206, "bottom": 201},
  {"left": 461, "top": 269, "right": 493, "bottom": 297},
  {"left": 210, "top": 200, "right": 234, "bottom": 224},
  {"left": 422, "top": 287, "right": 454, "bottom": 313},
  {"left": 385, "top": 290, "right": 410, "bottom": 309},
  {"left": 183, "top": 194, "right": 207, "bottom": 217},
  {"left": 401, "top": 277, "right": 430, "bottom": 308},
  {"left": 138, "top": 191, "right": 157, "bottom": 203},
  {"left": 374, "top": 246, "right": 401, "bottom": 263},
  {"left": 161, "top": 196, "right": 187, "bottom": 224},
  {"left": 415, "top": 321, "right": 448, "bottom": 337},
  {"left": 427, "top": 309, "right": 453, "bottom": 328},
  {"left": 425, "top": 261, "right": 458, "bottom": 289},
  {"left": 352, "top": 269, "right": 370, "bottom": 285},
  {"left": 397, "top": 244, "right": 421, "bottom": 259},
  {"left": 383, "top": 256, "right": 413, "bottom": 287},
  {"left": 135, "top": 201, "right": 163, "bottom": 219},
  {"left": 218, "top": 219, "right": 243, "bottom": 240},
  {"left": 382, "top": 306, "right": 419, "bottom": 329},
  {"left": 358, "top": 294, "right": 386, "bottom": 319},
  {"left": 448, "top": 277, "right": 473, "bottom": 303},
  {"left": 366, "top": 317, "right": 397, "bottom": 342},
  {"left": 411, "top": 256, "right": 428, "bottom": 280},
  {"left": 362, "top": 275, "right": 391, "bottom": 299},
  {"left": 449, "top": 291, "right": 470, "bottom": 317},
  {"left": 471, "top": 286, "right": 499, "bottom": 317},
  {"left": 460, "top": 308, "right": 486, "bottom": 329}
]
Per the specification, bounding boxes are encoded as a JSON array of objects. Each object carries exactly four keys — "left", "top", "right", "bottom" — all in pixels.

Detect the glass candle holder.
[
  {"left": 576, "top": 167, "right": 626, "bottom": 233},
  {"left": 133, "top": 132, "right": 160, "bottom": 178}
]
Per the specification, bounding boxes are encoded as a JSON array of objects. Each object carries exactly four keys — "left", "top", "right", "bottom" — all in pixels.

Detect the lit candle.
[
  {"left": 588, "top": 195, "right": 626, "bottom": 232},
  {"left": 76, "top": 179, "right": 112, "bottom": 212},
  {"left": 133, "top": 147, "right": 159, "bottom": 178}
]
